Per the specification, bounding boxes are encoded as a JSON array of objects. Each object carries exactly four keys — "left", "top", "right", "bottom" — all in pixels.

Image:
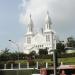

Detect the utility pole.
[
  {"left": 53, "top": 50, "right": 57, "bottom": 75},
  {"left": 8, "top": 40, "right": 20, "bottom": 64},
  {"left": 9, "top": 40, "right": 20, "bottom": 75}
]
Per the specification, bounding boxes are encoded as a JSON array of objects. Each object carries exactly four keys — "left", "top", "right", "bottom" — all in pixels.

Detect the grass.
[
  {"left": 0, "top": 69, "right": 39, "bottom": 75},
  {"left": 0, "top": 57, "right": 75, "bottom": 65},
  {"left": 13, "top": 57, "right": 75, "bottom": 67},
  {"left": 59, "top": 57, "right": 75, "bottom": 64}
]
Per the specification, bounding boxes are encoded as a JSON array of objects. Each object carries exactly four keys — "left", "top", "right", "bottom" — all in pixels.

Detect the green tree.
[
  {"left": 39, "top": 48, "right": 48, "bottom": 55},
  {"left": 56, "top": 42, "right": 65, "bottom": 54},
  {"left": 28, "top": 51, "right": 36, "bottom": 59},
  {"left": 0, "top": 48, "right": 10, "bottom": 61},
  {"left": 67, "top": 37, "right": 75, "bottom": 48}
]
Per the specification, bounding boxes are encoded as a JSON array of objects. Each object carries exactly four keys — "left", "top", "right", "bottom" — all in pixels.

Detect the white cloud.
[
  {"left": 19, "top": 0, "right": 75, "bottom": 39},
  {"left": 20, "top": 0, "right": 75, "bottom": 24}
]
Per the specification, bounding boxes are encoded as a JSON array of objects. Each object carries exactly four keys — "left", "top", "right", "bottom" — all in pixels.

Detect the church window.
[
  {"left": 46, "top": 35, "right": 50, "bottom": 42},
  {"left": 38, "top": 45, "right": 39, "bottom": 48},
  {"left": 38, "top": 45, "right": 40, "bottom": 48},
  {"left": 42, "top": 45, "right": 43, "bottom": 47},
  {"left": 27, "top": 37, "right": 31, "bottom": 44},
  {"left": 46, "top": 35, "right": 47, "bottom": 41},
  {"left": 47, "top": 24, "right": 48, "bottom": 29},
  {"left": 40, "top": 45, "right": 41, "bottom": 47},
  {"left": 49, "top": 24, "right": 50, "bottom": 29}
]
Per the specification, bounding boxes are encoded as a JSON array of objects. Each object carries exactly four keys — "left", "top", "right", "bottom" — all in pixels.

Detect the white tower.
[
  {"left": 26, "top": 14, "right": 34, "bottom": 44},
  {"left": 43, "top": 12, "right": 56, "bottom": 54},
  {"left": 44, "top": 11, "right": 52, "bottom": 31},
  {"left": 27, "top": 14, "right": 34, "bottom": 34}
]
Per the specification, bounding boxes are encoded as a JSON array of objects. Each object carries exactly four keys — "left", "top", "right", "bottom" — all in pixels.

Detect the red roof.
[{"left": 58, "top": 65, "right": 75, "bottom": 69}]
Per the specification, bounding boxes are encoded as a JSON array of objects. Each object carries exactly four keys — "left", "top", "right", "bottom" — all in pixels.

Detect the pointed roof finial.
[
  {"left": 30, "top": 13, "right": 31, "bottom": 18},
  {"left": 47, "top": 10, "right": 49, "bottom": 15},
  {"left": 45, "top": 10, "right": 52, "bottom": 24},
  {"left": 28, "top": 13, "right": 32, "bottom": 24},
  {"left": 27, "top": 13, "right": 34, "bottom": 33}
]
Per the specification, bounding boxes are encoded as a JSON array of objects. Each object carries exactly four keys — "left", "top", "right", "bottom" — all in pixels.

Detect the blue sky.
[
  {"left": 0, "top": 0, "right": 75, "bottom": 50},
  {"left": 0, "top": 0, "right": 25, "bottom": 50}
]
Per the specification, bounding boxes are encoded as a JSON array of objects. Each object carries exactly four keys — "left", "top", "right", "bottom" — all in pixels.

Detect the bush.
[
  {"left": 6, "top": 61, "right": 18, "bottom": 69},
  {"left": 28, "top": 60, "right": 36, "bottom": 66},
  {"left": 58, "top": 53, "right": 75, "bottom": 58},
  {"left": 0, "top": 63, "right": 4, "bottom": 69}
]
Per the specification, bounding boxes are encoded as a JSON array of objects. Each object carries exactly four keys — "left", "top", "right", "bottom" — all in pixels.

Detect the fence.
[{"left": 0, "top": 62, "right": 51, "bottom": 70}]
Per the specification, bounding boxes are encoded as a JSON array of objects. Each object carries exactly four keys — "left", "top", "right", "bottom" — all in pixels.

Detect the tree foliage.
[
  {"left": 67, "top": 37, "right": 75, "bottom": 48},
  {"left": 56, "top": 42, "right": 65, "bottom": 54},
  {"left": 28, "top": 51, "right": 36, "bottom": 59},
  {"left": 0, "top": 48, "right": 28, "bottom": 61},
  {"left": 0, "top": 48, "right": 11, "bottom": 61},
  {"left": 39, "top": 48, "right": 48, "bottom": 55},
  {"left": 29, "top": 51, "right": 36, "bottom": 56}
]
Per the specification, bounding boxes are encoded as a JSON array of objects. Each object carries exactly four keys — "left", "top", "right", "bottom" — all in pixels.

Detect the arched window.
[
  {"left": 46, "top": 35, "right": 50, "bottom": 42},
  {"left": 27, "top": 37, "right": 31, "bottom": 44}
]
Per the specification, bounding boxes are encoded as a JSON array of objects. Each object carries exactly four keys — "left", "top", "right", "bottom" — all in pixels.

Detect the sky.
[{"left": 0, "top": 0, "right": 75, "bottom": 51}]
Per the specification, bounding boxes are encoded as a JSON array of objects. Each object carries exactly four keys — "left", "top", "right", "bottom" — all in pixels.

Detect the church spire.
[
  {"left": 27, "top": 14, "right": 34, "bottom": 33},
  {"left": 44, "top": 11, "right": 52, "bottom": 31}
]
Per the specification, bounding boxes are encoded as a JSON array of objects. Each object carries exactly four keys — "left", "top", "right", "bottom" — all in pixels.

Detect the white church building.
[{"left": 23, "top": 12, "right": 56, "bottom": 54}]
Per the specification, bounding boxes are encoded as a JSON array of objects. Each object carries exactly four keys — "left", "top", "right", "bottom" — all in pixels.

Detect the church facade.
[{"left": 23, "top": 12, "right": 56, "bottom": 54}]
